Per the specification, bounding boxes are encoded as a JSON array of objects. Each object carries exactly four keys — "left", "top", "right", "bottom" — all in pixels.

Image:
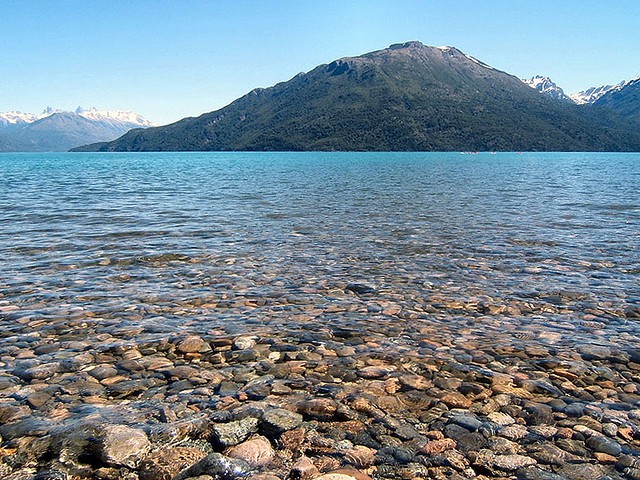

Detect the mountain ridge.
[
  {"left": 0, "top": 107, "right": 153, "bottom": 152},
  {"left": 74, "top": 42, "right": 640, "bottom": 152}
]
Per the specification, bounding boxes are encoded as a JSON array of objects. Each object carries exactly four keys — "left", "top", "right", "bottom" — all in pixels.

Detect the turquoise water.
[{"left": 0, "top": 151, "right": 639, "bottom": 346}]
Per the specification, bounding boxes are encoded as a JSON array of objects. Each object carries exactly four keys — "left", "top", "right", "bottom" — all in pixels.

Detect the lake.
[{"left": 0, "top": 151, "right": 639, "bottom": 479}]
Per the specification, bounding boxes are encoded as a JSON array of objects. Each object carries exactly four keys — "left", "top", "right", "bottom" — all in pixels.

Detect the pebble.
[
  {"left": 0, "top": 217, "right": 638, "bottom": 480},
  {"left": 97, "top": 425, "right": 151, "bottom": 468},
  {"left": 262, "top": 408, "right": 303, "bottom": 434},
  {"left": 210, "top": 417, "right": 259, "bottom": 448},
  {"left": 226, "top": 436, "right": 275, "bottom": 467},
  {"left": 139, "top": 446, "right": 209, "bottom": 480}
]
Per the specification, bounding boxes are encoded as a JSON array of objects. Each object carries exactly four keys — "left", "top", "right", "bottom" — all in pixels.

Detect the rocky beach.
[{"left": 0, "top": 152, "right": 639, "bottom": 479}]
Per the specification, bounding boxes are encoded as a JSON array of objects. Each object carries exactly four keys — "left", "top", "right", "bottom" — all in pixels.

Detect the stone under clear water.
[{"left": 0, "top": 152, "right": 638, "bottom": 479}]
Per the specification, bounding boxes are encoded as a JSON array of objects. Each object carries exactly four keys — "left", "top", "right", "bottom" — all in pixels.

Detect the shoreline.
[{"left": 1, "top": 283, "right": 639, "bottom": 480}]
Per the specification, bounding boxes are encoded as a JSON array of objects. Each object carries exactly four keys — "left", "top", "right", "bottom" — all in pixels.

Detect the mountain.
[
  {"left": 522, "top": 76, "right": 573, "bottom": 102},
  {"left": 0, "top": 107, "right": 153, "bottom": 152},
  {"left": 593, "top": 78, "right": 640, "bottom": 122},
  {"left": 570, "top": 83, "right": 625, "bottom": 104},
  {"left": 74, "top": 42, "right": 640, "bottom": 152}
]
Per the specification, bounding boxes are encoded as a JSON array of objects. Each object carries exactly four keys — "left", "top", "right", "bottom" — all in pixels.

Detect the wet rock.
[
  {"left": 487, "top": 411, "right": 515, "bottom": 426},
  {"left": 261, "top": 408, "right": 303, "bottom": 434},
  {"left": 450, "top": 413, "right": 482, "bottom": 431},
  {"left": 174, "top": 452, "right": 252, "bottom": 480},
  {"left": 96, "top": 425, "right": 150, "bottom": 468},
  {"left": 210, "top": 417, "right": 259, "bottom": 448},
  {"left": 344, "top": 445, "right": 377, "bottom": 468},
  {"left": 440, "top": 392, "right": 472, "bottom": 409},
  {"left": 139, "top": 446, "right": 209, "bottom": 480},
  {"left": 14, "top": 362, "right": 60, "bottom": 381},
  {"left": 516, "top": 466, "right": 567, "bottom": 480},
  {"left": 345, "top": 283, "right": 376, "bottom": 295},
  {"left": 473, "top": 449, "right": 537, "bottom": 471},
  {"left": 88, "top": 365, "right": 118, "bottom": 381},
  {"left": 290, "top": 456, "right": 319, "bottom": 479},
  {"left": 357, "top": 365, "right": 396, "bottom": 379},
  {"left": 233, "top": 337, "right": 257, "bottom": 350},
  {"left": 586, "top": 435, "right": 622, "bottom": 456},
  {"left": 176, "top": 335, "right": 206, "bottom": 354},
  {"left": 556, "top": 463, "right": 614, "bottom": 480},
  {"left": 316, "top": 467, "right": 373, "bottom": 480},
  {"left": 527, "top": 443, "right": 572, "bottom": 465},
  {"left": 420, "top": 438, "right": 457, "bottom": 455},
  {"left": 226, "top": 436, "right": 275, "bottom": 467},
  {"left": 299, "top": 398, "right": 338, "bottom": 421},
  {"left": 26, "top": 391, "right": 51, "bottom": 409}
]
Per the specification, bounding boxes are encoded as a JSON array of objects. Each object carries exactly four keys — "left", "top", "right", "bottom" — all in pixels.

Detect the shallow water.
[
  {"left": 0, "top": 152, "right": 639, "bottom": 477},
  {"left": 1, "top": 152, "right": 638, "bottom": 345}
]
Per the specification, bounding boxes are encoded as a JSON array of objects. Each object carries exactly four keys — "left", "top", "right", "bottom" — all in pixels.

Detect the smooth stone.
[
  {"left": 516, "top": 466, "right": 567, "bottom": 480},
  {"left": 262, "top": 408, "right": 303, "bottom": 434},
  {"left": 299, "top": 398, "right": 338, "bottom": 421},
  {"left": 225, "top": 436, "right": 275, "bottom": 467},
  {"left": 343, "top": 445, "right": 377, "bottom": 468},
  {"left": 421, "top": 438, "right": 457, "bottom": 455},
  {"left": 15, "top": 363, "right": 60, "bottom": 381},
  {"left": 97, "top": 425, "right": 150, "bottom": 468},
  {"left": 586, "top": 435, "right": 622, "bottom": 456},
  {"left": 316, "top": 467, "right": 373, "bottom": 480},
  {"left": 233, "top": 337, "right": 257, "bottom": 350},
  {"left": 357, "top": 365, "right": 396, "bottom": 379},
  {"left": 450, "top": 413, "right": 482, "bottom": 431},
  {"left": 139, "top": 446, "right": 209, "bottom": 480},
  {"left": 174, "top": 453, "right": 251, "bottom": 480},
  {"left": 176, "top": 336, "right": 206, "bottom": 354},
  {"left": 557, "top": 463, "right": 613, "bottom": 480},
  {"left": 440, "top": 392, "right": 472, "bottom": 409}
]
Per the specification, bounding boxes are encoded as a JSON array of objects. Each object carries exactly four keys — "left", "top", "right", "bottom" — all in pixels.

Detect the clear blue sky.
[{"left": 2, "top": 0, "right": 639, "bottom": 124}]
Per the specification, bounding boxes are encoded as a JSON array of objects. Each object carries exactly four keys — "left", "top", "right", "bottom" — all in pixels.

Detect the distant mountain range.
[
  {"left": 523, "top": 76, "right": 640, "bottom": 122},
  {"left": 0, "top": 107, "right": 153, "bottom": 152},
  {"left": 74, "top": 42, "right": 640, "bottom": 152}
]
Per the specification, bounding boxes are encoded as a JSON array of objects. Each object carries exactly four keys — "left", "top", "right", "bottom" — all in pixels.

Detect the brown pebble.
[
  {"left": 344, "top": 445, "right": 377, "bottom": 468},
  {"left": 440, "top": 391, "right": 472, "bottom": 409},
  {"left": 291, "top": 456, "right": 319, "bottom": 479},
  {"left": 226, "top": 436, "right": 275, "bottom": 467},
  {"left": 176, "top": 335, "right": 206, "bottom": 354},
  {"left": 421, "top": 438, "right": 457, "bottom": 455},
  {"left": 26, "top": 391, "right": 51, "bottom": 408},
  {"left": 139, "top": 446, "right": 208, "bottom": 480}
]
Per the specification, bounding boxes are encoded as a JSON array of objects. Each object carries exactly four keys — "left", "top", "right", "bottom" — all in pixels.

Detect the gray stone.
[
  {"left": 210, "top": 417, "right": 259, "bottom": 448},
  {"left": 262, "top": 408, "right": 303, "bottom": 434}
]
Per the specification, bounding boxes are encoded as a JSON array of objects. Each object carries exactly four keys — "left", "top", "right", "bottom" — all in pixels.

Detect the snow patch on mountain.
[
  {"left": 0, "top": 107, "right": 154, "bottom": 128},
  {"left": 523, "top": 76, "right": 573, "bottom": 102},
  {"left": 0, "top": 111, "right": 43, "bottom": 126},
  {"left": 74, "top": 107, "right": 154, "bottom": 127}
]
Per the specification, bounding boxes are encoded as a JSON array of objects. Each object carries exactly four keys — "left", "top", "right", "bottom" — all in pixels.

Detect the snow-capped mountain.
[
  {"left": 0, "top": 107, "right": 154, "bottom": 152},
  {"left": 522, "top": 76, "right": 573, "bottom": 102},
  {"left": 0, "top": 110, "right": 43, "bottom": 127},
  {"left": 570, "top": 83, "right": 625, "bottom": 104},
  {"left": 592, "top": 77, "right": 640, "bottom": 122},
  {"left": 0, "top": 107, "right": 153, "bottom": 128},
  {"left": 74, "top": 107, "right": 154, "bottom": 127}
]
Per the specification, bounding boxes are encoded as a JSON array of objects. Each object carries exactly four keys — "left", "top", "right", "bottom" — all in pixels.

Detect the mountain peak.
[
  {"left": 523, "top": 76, "right": 573, "bottom": 102},
  {"left": 388, "top": 40, "right": 427, "bottom": 50},
  {"left": 0, "top": 106, "right": 154, "bottom": 151},
  {"left": 73, "top": 42, "right": 640, "bottom": 153}
]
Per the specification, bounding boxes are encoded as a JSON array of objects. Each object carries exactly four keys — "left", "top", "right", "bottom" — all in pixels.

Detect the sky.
[{"left": 2, "top": 0, "right": 639, "bottom": 125}]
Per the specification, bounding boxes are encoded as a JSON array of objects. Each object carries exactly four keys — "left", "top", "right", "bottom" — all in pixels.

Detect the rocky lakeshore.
[{"left": 0, "top": 275, "right": 639, "bottom": 480}]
